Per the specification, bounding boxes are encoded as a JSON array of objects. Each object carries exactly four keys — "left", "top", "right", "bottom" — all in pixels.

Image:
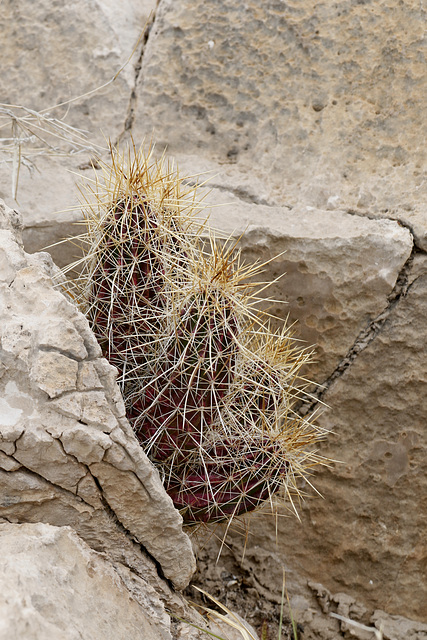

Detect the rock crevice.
[
  {"left": 118, "top": 6, "right": 160, "bottom": 142},
  {"left": 299, "top": 244, "right": 421, "bottom": 414}
]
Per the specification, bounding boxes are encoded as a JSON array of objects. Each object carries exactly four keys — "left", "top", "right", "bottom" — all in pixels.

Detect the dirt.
[{"left": 184, "top": 526, "right": 306, "bottom": 640}]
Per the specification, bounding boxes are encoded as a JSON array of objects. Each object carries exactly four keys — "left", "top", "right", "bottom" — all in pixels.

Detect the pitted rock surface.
[
  {"left": 197, "top": 187, "right": 413, "bottom": 381},
  {"left": 134, "top": 0, "right": 427, "bottom": 249}
]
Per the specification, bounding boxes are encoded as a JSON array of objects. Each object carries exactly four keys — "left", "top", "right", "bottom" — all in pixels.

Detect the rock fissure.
[
  {"left": 44, "top": 383, "right": 105, "bottom": 403},
  {"left": 0, "top": 516, "right": 12, "bottom": 524},
  {"left": 11, "top": 430, "right": 26, "bottom": 450},
  {"left": 299, "top": 245, "right": 420, "bottom": 415},
  {"left": 117, "top": 8, "right": 159, "bottom": 143},
  {"left": 2, "top": 465, "right": 92, "bottom": 507},
  {"left": 192, "top": 180, "right": 282, "bottom": 208},
  {"left": 200, "top": 183, "right": 427, "bottom": 258},
  {"left": 346, "top": 207, "right": 425, "bottom": 250},
  {"left": 37, "top": 344, "right": 89, "bottom": 363},
  {"left": 48, "top": 432, "right": 86, "bottom": 472},
  {"left": 1, "top": 196, "right": 197, "bottom": 592},
  {"left": 87, "top": 467, "right": 173, "bottom": 589}
]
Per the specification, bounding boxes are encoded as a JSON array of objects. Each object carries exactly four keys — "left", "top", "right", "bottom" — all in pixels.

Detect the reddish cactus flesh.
[
  {"left": 88, "top": 197, "right": 168, "bottom": 371},
  {"left": 165, "top": 436, "right": 290, "bottom": 523},
  {"left": 129, "top": 290, "right": 239, "bottom": 459}
]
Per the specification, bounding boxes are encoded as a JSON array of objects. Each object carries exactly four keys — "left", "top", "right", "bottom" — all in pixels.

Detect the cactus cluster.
[{"left": 64, "top": 144, "right": 323, "bottom": 524}]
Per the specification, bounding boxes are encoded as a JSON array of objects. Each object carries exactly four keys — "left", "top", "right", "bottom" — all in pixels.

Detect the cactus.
[{"left": 64, "top": 144, "right": 323, "bottom": 525}]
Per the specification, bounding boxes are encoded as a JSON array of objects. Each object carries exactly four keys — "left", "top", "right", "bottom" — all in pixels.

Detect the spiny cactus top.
[{"left": 61, "top": 143, "right": 324, "bottom": 525}]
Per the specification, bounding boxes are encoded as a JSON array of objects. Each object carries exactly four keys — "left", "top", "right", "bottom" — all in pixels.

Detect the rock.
[
  {"left": 199, "top": 187, "right": 413, "bottom": 381},
  {"left": 0, "top": 199, "right": 196, "bottom": 591},
  {"left": 30, "top": 351, "right": 79, "bottom": 398},
  {"left": 300, "top": 583, "right": 427, "bottom": 640},
  {"left": 205, "top": 258, "right": 427, "bottom": 626},
  {"left": 11, "top": 158, "right": 88, "bottom": 269},
  {"left": 371, "top": 610, "right": 427, "bottom": 640},
  {"left": 134, "top": 0, "right": 427, "bottom": 248},
  {"left": 0, "top": 0, "right": 157, "bottom": 267},
  {"left": 2, "top": 0, "right": 427, "bottom": 257},
  {"left": 0, "top": 0, "right": 154, "bottom": 142},
  {"left": 0, "top": 522, "right": 168, "bottom": 640},
  {"left": 307, "top": 267, "right": 427, "bottom": 620}
]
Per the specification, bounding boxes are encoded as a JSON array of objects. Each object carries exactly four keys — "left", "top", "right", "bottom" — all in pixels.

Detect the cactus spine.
[{"left": 64, "top": 144, "right": 323, "bottom": 524}]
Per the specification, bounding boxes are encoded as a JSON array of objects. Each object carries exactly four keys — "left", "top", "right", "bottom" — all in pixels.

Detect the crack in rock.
[
  {"left": 117, "top": 9, "right": 159, "bottom": 143},
  {"left": 88, "top": 469, "right": 173, "bottom": 589},
  {"left": 299, "top": 245, "right": 419, "bottom": 415},
  {"left": 0, "top": 200, "right": 196, "bottom": 591},
  {"left": 2, "top": 464, "right": 92, "bottom": 507},
  {"left": 202, "top": 181, "right": 279, "bottom": 207},
  {"left": 346, "top": 207, "right": 424, "bottom": 248}
]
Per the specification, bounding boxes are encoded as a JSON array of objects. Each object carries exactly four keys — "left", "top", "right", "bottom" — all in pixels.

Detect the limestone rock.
[
  {"left": 200, "top": 188, "right": 413, "bottom": 381},
  {"left": 307, "top": 268, "right": 427, "bottom": 620},
  {"left": 0, "top": 0, "right": 157, "bottom": 266},
  {"left": 134, "top": 0, "right": 427, "bottom": 247},
  {"left": 2, "top": 0, "right": 427, "bottom": 259},
  {"left": 211, "top": 259, "right": 427, "bottom": 625},
  {"left": 0, "top": 199, "right": 196, "bottom": 591},
  {"left": 30, "top": 351, "right": 79, "bottom": 398},
  {"left": 16, "top": 160, "right": 88, "bottom": 269},
  {"left": 0, "top": 522, "right": 168, "bottom": 640},
  {"left": 0, "top": 0, "right": 154, "bottom": 142}
]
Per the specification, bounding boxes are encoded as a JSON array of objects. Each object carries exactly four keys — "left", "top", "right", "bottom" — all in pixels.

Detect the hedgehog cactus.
[
  {"left": 128, "top": 286, "right": 240, "bottom": 464},
  {"left": 63, "top": 144, "right": 323, "bottom": 524}
]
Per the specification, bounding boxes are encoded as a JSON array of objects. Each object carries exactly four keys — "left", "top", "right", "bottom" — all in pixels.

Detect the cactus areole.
[{"left": 63, "top": 144, "right": 323, "bottom": 525}]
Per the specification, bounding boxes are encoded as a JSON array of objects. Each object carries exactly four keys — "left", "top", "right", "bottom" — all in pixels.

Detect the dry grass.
[
  {"left": 184, "top": 581, "right": 385, "bottom": 640},
  {"left": 0, "top": 17, "right": 151, "bottom": 200},
  {"left": 0, "top": 103, "right": 101, "bottom": 200}
]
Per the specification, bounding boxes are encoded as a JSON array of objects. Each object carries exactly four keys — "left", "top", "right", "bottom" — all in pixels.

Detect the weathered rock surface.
[
  {"left": 135, "top": 0, "right": 427, "bottom": 248},
  {"left": 2, "top": 0, "right": 427, "bottom": 249},
  {"left": 2, "top": 1, "right": 427, "bottom": 638},
  {"left": 0, "top": 522, "right": 168, "bottom": 640},
  {"left": 192, "top": 256, "right": 427, "bottom": 627},
  {"left": 0, "top": 199, "right": 195, "bottom": 591},
  {"left": 0, "top": 0, "right": 155, "bottom": 142},
  {"left": 0, "top": 0, "right": 156, "bottom": 265},
  {"left": 199, "top": 187, "right": 413, "bottom": 381},
  {"left": 305, "top": 266, "right": 427, "bottom": 619}
]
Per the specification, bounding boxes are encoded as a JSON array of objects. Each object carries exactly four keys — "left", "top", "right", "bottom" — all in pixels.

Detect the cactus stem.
[{"left": 59, "top": 143, "right": 327, "bottom": 525}]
